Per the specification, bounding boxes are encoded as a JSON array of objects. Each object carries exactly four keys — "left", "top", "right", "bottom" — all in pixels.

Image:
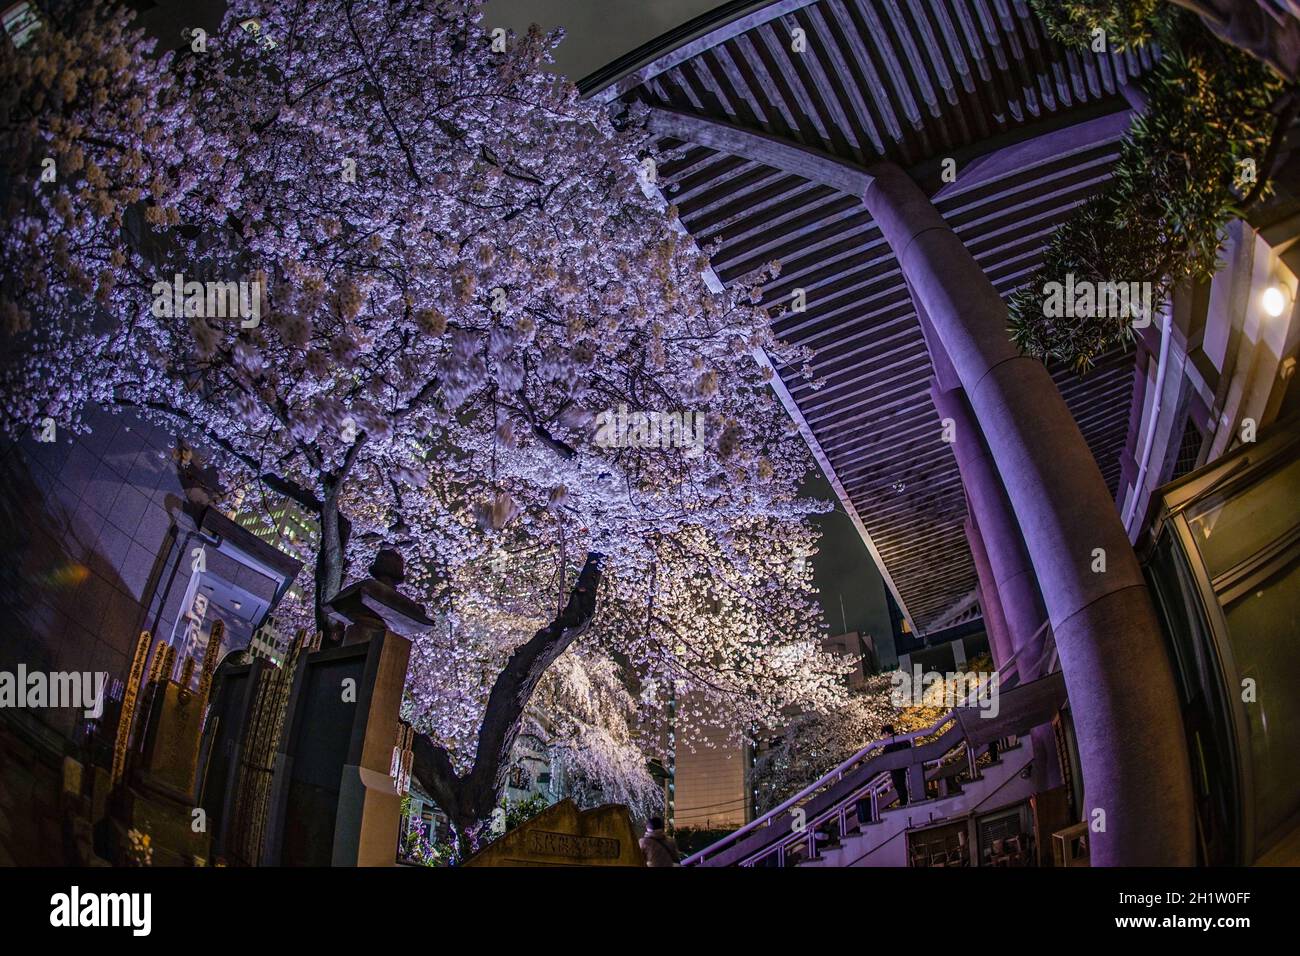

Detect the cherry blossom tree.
[
  {"left": 0, "top": 1, "right": 203, "bottom": 400},
  {"left": 1, "top": 0, "right": 851, "bottom": 840},
  {"left": 523, "top": 650, "right": 664, "bottom": 822}
]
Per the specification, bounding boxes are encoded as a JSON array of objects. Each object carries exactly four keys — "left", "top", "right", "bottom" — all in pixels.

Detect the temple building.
[{"left": 578, "top": 0, "right": 1300, "bottom": 867}]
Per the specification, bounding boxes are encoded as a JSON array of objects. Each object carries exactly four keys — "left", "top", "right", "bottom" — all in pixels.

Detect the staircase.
[
  {"left": 798, "top": 740, "right": 1035, "bottom": 866},
  {"left": 683, "top": 626, "right": 1065, "bottom": 867}
]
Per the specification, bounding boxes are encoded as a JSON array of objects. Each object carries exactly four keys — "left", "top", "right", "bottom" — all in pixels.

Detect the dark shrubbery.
[{"left": 1011, "top": 4, "right": 1288, "bottom": 372}]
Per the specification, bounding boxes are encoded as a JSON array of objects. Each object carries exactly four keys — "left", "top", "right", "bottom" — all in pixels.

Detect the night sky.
[
  {"left": 485, "top": 0, "right": 723, "bottom": 82},
  {"left": 802, "top": 473, "right": 893, "bottom": 649}
]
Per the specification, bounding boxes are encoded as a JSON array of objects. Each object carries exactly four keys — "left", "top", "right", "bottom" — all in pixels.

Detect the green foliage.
[
  {"left": 501, "top": 793, "right": 550, "bottom": 831},
  {"left": 1009, "top": 10, "right": 1284, "bottom": 371},
  {"left": 396, "top": 792, "right": 552, "bottom": 866},
  {"left": 1030, "top": 0, "right": 1168, "bottom": 51},
  {"left": 399, "top": 798, "right": 456, "bottom": 867},
  {"left": 401, "top": 821, "right": 455, "bottom": 867}
]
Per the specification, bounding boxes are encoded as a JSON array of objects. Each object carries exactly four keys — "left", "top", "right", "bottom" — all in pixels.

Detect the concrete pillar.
[
  {"left": 915, "top": 291, "right": 1041, "bottom": 667},
  {"left": 915, "top": 286, "right": 1018, "bottom": 671},
  {"left": 931, "top": 381, "right": 1048, "bottom": 660},
  {"left": 863, "top": 162, "right": 1194, "bottom": 866},
  {"left": 963, "top": 513, "right": 1014, "bottom": 668},
  {"left": 944, "top": 388, "right": 1058, "bottom": 791}
]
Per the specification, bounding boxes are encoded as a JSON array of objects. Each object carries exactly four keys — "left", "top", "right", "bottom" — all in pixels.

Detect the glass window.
[
  {"left": 1145, "top": 534, "right": 1239, "bottom": 864},
  {"left": 2, "top": 2, "right": 41, "bottom": 48},
  {"left": 1186, "top": 455, "right": 1300, "bottom": 579},
  {"left": 1161, "top": 437, "right": 1300, "bottom": 859},
  {"left": 239, "top": 18, "right": 278, "bottom": 49},
  {"left": 1221, "top": 554, "right": 1300, "bottom": 849}
]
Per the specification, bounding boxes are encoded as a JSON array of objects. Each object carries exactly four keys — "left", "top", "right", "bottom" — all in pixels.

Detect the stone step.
[{"left": 794, "top": 741, "right": 1036, "bottom": 867}]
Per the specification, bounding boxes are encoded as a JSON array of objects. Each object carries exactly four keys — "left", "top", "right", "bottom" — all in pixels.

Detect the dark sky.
[
  {"left": 483, "top": 0, "right": 723, "bottom": 82},
  {"left": 802, "top": 474, "right": 893, "bottom": 648},
  {"left": 141, "top": 0, "right": 724, "bottom": 83}
]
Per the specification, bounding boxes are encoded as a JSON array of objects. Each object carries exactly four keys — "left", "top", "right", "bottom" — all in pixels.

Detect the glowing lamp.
[{"left": 1262, "top": 285, "right": 1289, "bottom": 318}]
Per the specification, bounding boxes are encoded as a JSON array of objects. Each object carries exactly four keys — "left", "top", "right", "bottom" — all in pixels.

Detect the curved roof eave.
[
  {"left": 578, "top": 0, "right": 822, "bottom": 102},
  {"left": 577, "top": 0, "right": 1150, "bottom": 635}
]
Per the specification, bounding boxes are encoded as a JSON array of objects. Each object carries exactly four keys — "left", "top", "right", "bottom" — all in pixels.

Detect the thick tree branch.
[
  {"left": 1241, "top": 88, "right": 1300, "bottom": 209},
  {"left": 410, "top": 552, "right": 603, "bottom": 829},
  {"left": 411, "top": 734, "right": 465, "bottom": 824},
  {"left": 531, "top": 423, "right": 577, "bottom": 460}
]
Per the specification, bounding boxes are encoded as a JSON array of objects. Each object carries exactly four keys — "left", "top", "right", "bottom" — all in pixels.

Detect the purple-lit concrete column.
[
  {"left": 913, "top": 285, "right": 1019, "bottom": 669},
  {"left": 940, "top": 379, "right": 1057, "bottom": 789},
  {"left": 931, "top": 381, "right": 1048, "bottom": 660},
  {"left": 963, "top": 513, "right": 1014, "bottom": 667},
  {"left": 915, "top": 297, "right": 1047, "bottom": 667},
  {"left": 914, "top": 286, "right": 1022, "bottom": 668},
  {"left": 863, "top": 162, "right": 1194, "bottom": 866}
]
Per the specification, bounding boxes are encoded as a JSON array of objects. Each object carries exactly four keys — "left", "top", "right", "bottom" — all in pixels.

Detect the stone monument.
[{"left": 463, "top": 799, "right": 647, "bottom": 867}]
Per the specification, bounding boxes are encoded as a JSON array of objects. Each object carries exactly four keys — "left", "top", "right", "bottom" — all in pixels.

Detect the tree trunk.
[
  {"left": 411, "top": 552, "right": 603, "bottom": 847},
  {"left": 314, "top": 483, "right": 351, "bottom": 643}
]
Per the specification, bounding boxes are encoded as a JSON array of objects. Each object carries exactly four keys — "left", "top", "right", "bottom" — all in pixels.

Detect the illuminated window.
[
  {"left": 239, "top": 18, "right": 277, "bottom": 50},
  {"left": 2, "top": 1, "right": 40, "bottom": 48}
]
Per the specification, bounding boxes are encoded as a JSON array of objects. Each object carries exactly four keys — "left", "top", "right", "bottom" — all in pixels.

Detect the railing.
[
  {"left": 732, "top": 715, "right": 982, "bottom": 867},
  {"left": 682, "top": 622, "right": 1053, "bottom": 867}
]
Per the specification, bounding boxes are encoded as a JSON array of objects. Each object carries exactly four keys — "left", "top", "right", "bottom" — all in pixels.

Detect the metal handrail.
[
  {"left": 680, "top": 713, "right": 956, "bottom": 867},
  {"left": 739, "top": 766, "right": 900, "bottom": 867},
  {"left": 681, "top": 622, "right": 1050, "bottom": 867},
  {"left": 739, "top": 721, "right": 979, "bottom": 867}
]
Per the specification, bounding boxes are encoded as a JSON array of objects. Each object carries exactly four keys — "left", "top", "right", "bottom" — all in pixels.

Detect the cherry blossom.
[{"left": 1, "top": 0, "right": 852, "bottom": 836}]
